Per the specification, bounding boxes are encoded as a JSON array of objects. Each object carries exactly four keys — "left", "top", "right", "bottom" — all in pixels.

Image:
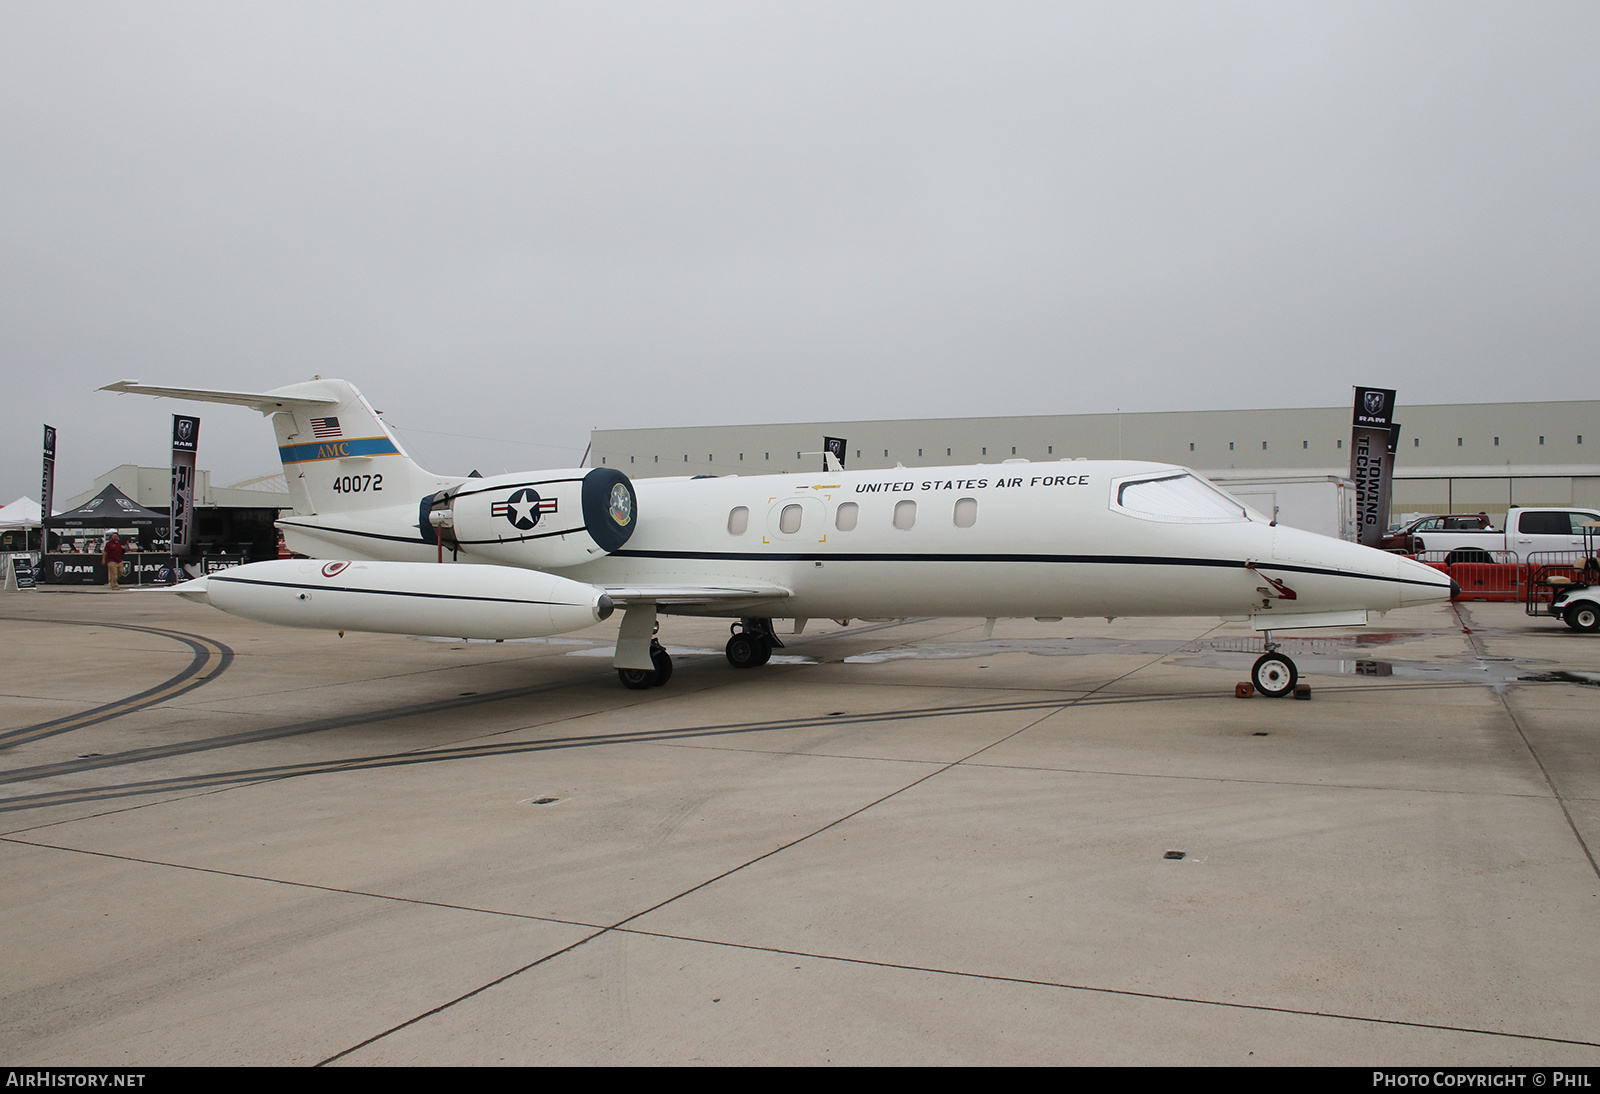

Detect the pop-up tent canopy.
[
  {"left": 0, "top": 496, "right": 45, "bottom": 529},
  {"left": 44, "top": 484, "right": 165, "bottom": 536},
  {"left": 1, "top": 496, "right": 46, "bottom": 552}
]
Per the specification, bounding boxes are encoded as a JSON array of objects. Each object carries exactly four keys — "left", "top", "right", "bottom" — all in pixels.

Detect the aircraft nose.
[{"left": 1395, "top": 555, "right": 1457, "bottom": 606}]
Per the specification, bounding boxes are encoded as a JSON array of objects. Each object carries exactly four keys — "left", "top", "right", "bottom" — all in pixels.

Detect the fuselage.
[{"left": 280, "top": 459, "right": 1453, "bottom": 624}]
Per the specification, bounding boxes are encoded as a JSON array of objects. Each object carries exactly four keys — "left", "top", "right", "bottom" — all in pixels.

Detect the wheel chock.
[
  {"left": 1293, "top": 684, "right": 1311, "bottom": 700},
  {"left": 1235, "top": 682, "right": 1254, "bottom": 698}
]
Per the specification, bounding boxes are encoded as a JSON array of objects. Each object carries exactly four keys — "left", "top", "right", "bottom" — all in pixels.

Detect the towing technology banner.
[
  {"left": 170, "top": 415, "right": 200, "bottom": 558},
  {"left": 40, "top": 424, "right": 56, "bottom": 529},
  {"left": 1350, "top": 387, "right": 1397, "bottom": 547}
]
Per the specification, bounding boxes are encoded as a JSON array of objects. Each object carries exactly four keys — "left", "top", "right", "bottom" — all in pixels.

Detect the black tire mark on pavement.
[{"left": 0, "top": 618, "right": 233, "bottom": 749}]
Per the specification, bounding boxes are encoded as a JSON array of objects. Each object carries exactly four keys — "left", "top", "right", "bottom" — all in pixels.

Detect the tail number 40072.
[{"left": 330, "top": 474, "right": 383, "bottom": 494}]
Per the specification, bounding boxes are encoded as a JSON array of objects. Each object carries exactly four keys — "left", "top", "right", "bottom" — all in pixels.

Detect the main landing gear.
[
  {"left": 725, "top": 618, "right": 782, "bottom": 669},
  {"left": 1251, "top": 631, "right": 1299, "bottom": 698},
  {"left": 618, "top": 639, "right": 673, "bottom": 690}
]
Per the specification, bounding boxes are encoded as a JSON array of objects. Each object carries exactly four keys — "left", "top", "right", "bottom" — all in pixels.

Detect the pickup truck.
[
  {"left": 1397, "top": 507, "right": 1600, "bottom": 561},
  {"left": 1381, "top": 513, "right": 1496, "bottom": 554}
]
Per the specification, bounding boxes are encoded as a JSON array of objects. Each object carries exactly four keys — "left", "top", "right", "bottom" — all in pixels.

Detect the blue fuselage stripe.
[{"left": 278, "top": 437, "right": 400, "bottom": 464}]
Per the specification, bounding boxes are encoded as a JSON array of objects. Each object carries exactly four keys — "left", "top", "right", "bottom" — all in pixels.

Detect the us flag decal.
[{"left": 310, "top": 417, "right": 342, "bottom": 438}]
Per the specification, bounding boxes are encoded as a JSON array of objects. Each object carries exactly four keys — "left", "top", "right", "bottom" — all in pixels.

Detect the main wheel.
[
  {"left": 650, "top": 643, "right": 673, "bottom": 686},
  {"left": 1567, "top": 601, "right": 1600, "bottom": 633},
  {"left": 726, "top": 633, "right": 763, "bottom": 668},
  {"left": 1252, "top": 652, "right": 1298, "bottom": 698},
  {"left": 618, "top": 667, "right": 655, "bottom": 689}
]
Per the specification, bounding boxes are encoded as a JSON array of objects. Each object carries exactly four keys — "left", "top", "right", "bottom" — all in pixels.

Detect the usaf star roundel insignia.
[{"left": 492, "top": 488, "right": 555, "bottom": 531}]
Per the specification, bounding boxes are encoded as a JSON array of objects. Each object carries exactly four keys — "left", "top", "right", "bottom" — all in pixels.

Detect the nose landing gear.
[{"left": 1251, "top": 631, "right": 1298, "bottom": 698}]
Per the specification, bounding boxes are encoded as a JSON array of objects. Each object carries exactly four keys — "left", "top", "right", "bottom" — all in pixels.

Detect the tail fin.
[{"left": 100, "top": 378, "right": 455, "bottom": 516}]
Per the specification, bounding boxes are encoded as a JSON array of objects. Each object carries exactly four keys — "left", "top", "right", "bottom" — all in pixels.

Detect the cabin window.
[
  {"left": 1114, "top": 473, "right": 1249, "bottom": 524},
  {"left": 728, "top": 507, "right": 749, "bottom": 535},
  {"left": 953, "top": 497, "right": 977, "bottom": 528},
  {"left": 835, "top": 502, "right": 858, "bottom": 531},
  {"left": 893, "top": 500, "right": 917, "bottom": 530},
  {"left": 779, "top": 504, "right": 803, "bottom": 534}
]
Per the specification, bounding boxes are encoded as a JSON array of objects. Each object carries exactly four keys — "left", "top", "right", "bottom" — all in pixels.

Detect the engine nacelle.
[
  {"left": 428, "top": 467, "right": 636, "bottom": 569},
  {"left": 179, "top": 559, "right": 613, "bottom": 639}
]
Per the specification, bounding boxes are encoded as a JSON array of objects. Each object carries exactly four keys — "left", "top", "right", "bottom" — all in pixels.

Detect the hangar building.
[{"left": 590, "top": 398, "right": 1600, "bottom": 523}]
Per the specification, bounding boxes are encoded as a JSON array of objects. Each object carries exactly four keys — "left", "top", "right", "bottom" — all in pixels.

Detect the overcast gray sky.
[{"left": 4, "top": 2, "right": 1597, "bottom": 504}]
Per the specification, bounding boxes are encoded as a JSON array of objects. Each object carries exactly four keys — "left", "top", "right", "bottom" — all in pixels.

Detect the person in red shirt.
[{"left": 102, "top": 533, "right": 126, "bottom": 590}]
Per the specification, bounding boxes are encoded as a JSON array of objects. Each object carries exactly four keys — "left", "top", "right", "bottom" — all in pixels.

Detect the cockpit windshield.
[{"left": 1113, "top": 472, "right": 1252, "bottom": 524}]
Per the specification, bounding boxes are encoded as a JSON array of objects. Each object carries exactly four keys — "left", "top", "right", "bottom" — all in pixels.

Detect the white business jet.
[{"left": 102, "top": 378, "right": 1456, "bottom": 697}]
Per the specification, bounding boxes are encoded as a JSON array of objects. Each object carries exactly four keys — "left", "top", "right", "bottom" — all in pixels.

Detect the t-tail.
[{"left": 100, "top": 378, "right": 462, "bottom": 559}]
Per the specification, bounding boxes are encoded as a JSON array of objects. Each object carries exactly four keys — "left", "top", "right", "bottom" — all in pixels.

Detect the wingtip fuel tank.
[{"left": 187, "top": 559, "right": 611, "bottom": 640}]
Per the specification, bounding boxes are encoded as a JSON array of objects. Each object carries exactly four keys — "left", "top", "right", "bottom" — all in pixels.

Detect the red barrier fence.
[
  {"left": 1409, "top": 549, "right": 1599, "bottom": 607},
  {"left": 1416, "top": 550, "right": 1523, "bottom": 602}
]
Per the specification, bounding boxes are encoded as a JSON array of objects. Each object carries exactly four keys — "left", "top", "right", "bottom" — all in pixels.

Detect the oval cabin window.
[
  {"left": 835, "top": 502, "right": 858, "bottom": 531},
  {"left": 780, "top": 504, "right": 803, "bottom": 534},
  {"left": 728, "top": 506, "right": 749, "bottom": 535},
  {"left": 893, "top": 499, "right": 917, "bottom": 530},
  {"left": 953, "top": 497, "right": 977, "bottom": 528}
]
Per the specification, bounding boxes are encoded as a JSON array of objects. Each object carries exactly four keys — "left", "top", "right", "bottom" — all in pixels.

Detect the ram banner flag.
[
  {"left": 823, "top": 436, "right": 847, "bottom": 471},
  {"left": 40, "top": 424, "right": 56, "bottom": 528},
  {"left": 170, "top": 414, "right": 200, "bottom": 558},
  {"left": 1349, "top": 387, "right": 1397, "bottom": 547}
]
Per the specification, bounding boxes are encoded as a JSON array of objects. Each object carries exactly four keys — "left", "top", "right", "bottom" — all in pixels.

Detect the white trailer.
[{"left": 1205, "top": 474, "right": 1358, "bottom": 541}]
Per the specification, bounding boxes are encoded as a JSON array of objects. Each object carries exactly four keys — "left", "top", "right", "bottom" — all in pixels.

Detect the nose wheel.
[{"left": 1251, "top": 651, "right": 1298, "bottom": 698}]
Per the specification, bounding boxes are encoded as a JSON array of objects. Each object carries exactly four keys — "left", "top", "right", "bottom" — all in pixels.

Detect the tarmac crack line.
[
  {"left": 606, "top": 927, "right": 1600, "bottom": 1051},
  {"left": 0, "top": 834, "right": 606, "bottom": 931},
  {"left": 1455, "top": 603, "right": 1600, "bottom": 884}
]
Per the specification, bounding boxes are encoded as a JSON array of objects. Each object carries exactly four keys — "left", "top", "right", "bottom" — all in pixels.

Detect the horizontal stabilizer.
[{"left": 99, "top": 380, "right": 338, "bottom": 414}]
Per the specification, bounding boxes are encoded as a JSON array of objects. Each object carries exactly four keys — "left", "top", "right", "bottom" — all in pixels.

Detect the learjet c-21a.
[{"left": 101, "top": 378, "right": 1456, "bottom": 696}]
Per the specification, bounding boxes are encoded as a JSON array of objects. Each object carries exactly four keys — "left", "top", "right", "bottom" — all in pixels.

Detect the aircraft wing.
[
  {"left": 99, "top": 381, "right": 338, "bottom": 414},
  {"left": 599, "top": 583, "right": 792, "bottom": 607}
]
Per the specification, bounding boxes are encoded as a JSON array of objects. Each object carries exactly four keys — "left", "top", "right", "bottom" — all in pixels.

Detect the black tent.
[{"left": 45, "top": 485, "right": 165, "bottom": 543}]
